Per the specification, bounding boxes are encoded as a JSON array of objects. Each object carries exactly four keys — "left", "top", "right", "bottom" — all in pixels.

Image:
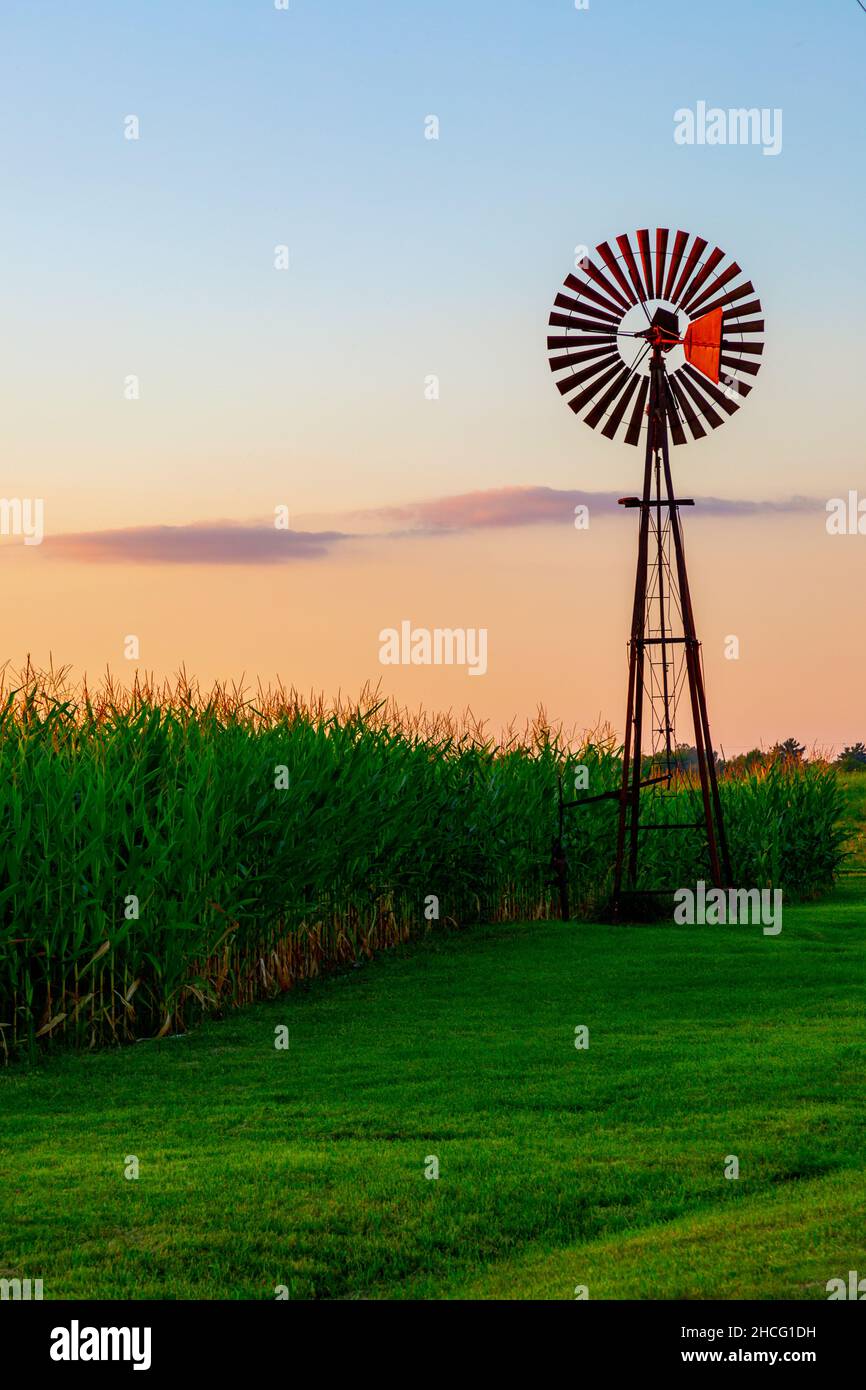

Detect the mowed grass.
[{"left": 1, "top": 887, "right": 864, "bottom": 1300}]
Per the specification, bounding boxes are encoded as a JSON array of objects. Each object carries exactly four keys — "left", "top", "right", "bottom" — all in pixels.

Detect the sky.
[{"left": 0, "top": 0, "right": 864, "bottom": 750}]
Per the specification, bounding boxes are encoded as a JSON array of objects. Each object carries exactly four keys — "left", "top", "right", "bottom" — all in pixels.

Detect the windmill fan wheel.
[{"left": 547, "top": 228, "right": 764, "bottom": 445}]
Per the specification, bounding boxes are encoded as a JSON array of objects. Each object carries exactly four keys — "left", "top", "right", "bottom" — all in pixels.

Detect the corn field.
[{"left": 0, "top": 665, "right": 849, "bottom": 1058}]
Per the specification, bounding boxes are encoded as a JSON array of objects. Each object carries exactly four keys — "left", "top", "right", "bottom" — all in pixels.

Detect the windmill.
[{"left": 547, "top": 228, "right": 764, "bottom": 912}]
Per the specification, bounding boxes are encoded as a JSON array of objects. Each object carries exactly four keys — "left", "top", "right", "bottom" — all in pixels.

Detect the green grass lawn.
[{"left": 1, "top": 886, "right": 864, "bottom": 1300}]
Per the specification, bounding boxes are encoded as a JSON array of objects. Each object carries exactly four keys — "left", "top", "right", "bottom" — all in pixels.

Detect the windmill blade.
[
  {"left": 697, "top": 282, "right": 755, "bottom": 317},
  {"left": 677, "top": 246, "right": 725, "bottom": 313},
  {"left": 636, "top": 229, "right": 654, "bottom": 304},
  {"left": 624, "top": 376, "right": 650, "bottom": 446},
  {"left": 720, "top": 354, "right": 760, "bottom": 378},
  {"left": 547, "top": 334, "right": 617, "bottom": 350},
  {"left": 616, "top": 232, "right": 651, "bottom": 307},
  {"left": 601, "top": 373, "right": 641, "bottom": 440},
  {"left": 568, "top": 359, "right": 625, "bottom": 414},
  {"left": 664, "top": 378, "right": 687, "bottom": 445},
  {"left": 584, "top": 368, "right": 634, "bottom": 429},
  {"left": 596, "top": 240, "right": 638, "bottom": 305},
  {"left": 549, "top": 312, "right": 618, "bottom": 334},
  {"left": 662, "top": 230, "right": 689, "bottom": 300},
  {"left": 722, "top": 299, "right": 762, "bottom": 323},
  {"left": 553, "top": 353, "right": 619, "bottom": 397},
  {"left": 549, "top": 344, "right": 622, "bottom": 372},
  {"left": 562, "top": 273, "right": 623, "bottom": 318},
  {"left": 716, "top": 373, "right": 752, "bottom": 401},
  {"left": 670, "top": 235, "right": 707, "bottom": 303},
  {"left": 654, "top": 228, "right": 669, "bottom": 298},
  {"left": 555, "top": 292, "right": 620, "bottom": 325},
  {"left": 675, "top": 368, "right": 725, "bottom": 429},
  {"left": 686, "top": 260, "right": 742, "bottom": 316},
  {"left": 721, "top": 339, "right": 763, "bottom": 355},
  {"left": 723, "top": 317, "right": 764, "bottom": 335},
  {"left": 580, "top": 258, "right": 632, "bottom": 313},
  {"left": 682, "top": 363, "right": 740, "bottom": 416},
  {"left": 668, "top": 372, "right": 707, "bottom": 439}
]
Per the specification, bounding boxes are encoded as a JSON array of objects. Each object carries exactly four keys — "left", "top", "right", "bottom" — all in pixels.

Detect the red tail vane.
[{"left": 683, "top": 307, "right": 723, "bottom": 383}]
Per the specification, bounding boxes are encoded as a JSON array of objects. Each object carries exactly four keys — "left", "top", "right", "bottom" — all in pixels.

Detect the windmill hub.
[
  {"left": 638, "top": 306, "right": 682, "bottom": 352},
  {"left": 615, "top": 300, "right": 685, "bottom": 376}
]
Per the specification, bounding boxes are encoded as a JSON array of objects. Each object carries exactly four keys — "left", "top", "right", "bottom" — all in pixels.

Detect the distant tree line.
[{"left": 643, "top": 739, "right": 866, "bottom": 774}]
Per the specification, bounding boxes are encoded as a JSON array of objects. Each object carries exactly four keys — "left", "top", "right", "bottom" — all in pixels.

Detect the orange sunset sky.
[{"left": 1, "top": 0, "right": 864, "bottom": 754}]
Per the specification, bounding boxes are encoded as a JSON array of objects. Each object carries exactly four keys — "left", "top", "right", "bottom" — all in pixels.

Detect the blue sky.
[{"left": 2, "top": 0, "right": 864, "bottom": 520}]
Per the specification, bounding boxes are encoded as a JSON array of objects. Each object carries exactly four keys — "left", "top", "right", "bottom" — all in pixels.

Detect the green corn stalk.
[{"left": 0, "top": 668, "right": 850, "bottom": 1058}]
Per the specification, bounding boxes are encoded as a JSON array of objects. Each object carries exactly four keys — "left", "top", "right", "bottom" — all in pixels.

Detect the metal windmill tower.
[{"left": 547, "top": 228, "right": 764, "bottom": 911}]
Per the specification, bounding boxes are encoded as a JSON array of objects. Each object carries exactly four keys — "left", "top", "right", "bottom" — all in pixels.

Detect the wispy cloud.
[
  {"left": 47, "top": 522, "right": 352, "bottom": 565},
  {"left": 363, "top": 485, "right": 819, "bottom": 531},
  {"left": 42, "top": 487, "right": 820, "bottom": 566}
]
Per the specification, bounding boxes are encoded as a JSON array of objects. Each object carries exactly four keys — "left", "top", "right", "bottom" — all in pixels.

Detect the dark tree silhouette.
[
  {"left": 836, "top": 742, "right": 866, "bottom": 771},
  {"left": 772, "top": 737, "right": 806, "bottom": 763}
]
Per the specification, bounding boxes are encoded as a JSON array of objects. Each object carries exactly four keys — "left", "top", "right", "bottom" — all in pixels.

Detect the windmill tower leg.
[
  {"left": 613, "top": 363, "right": 659, "bottom": 905},
  {"left": 659, "top": 438, "right": 732, "bottom": 887}
]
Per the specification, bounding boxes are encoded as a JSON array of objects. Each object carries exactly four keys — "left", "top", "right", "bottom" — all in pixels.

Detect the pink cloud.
[
  {"left": 46, "top": 523, "right": 351, "bottom": 565},
  {"left": 40, "top": 488, "right": 819, "bottom": 566},
  {"left": 365, "top": 485, "right": 817, "bottom": 532}
]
